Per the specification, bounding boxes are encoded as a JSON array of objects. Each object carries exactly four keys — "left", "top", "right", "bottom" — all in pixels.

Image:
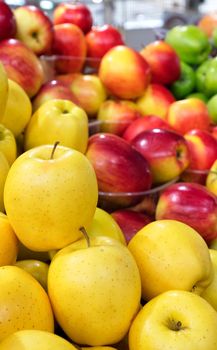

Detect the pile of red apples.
[{"left": 0, "top": 0, "right": 217, "bottom": 246}]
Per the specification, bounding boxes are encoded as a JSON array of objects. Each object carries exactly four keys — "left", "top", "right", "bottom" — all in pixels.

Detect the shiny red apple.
[{"left": 0, "top": 1, "right": 17, "bottom": 40}]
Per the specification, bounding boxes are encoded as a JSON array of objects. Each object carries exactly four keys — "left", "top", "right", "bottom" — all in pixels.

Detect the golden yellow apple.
[
  {"left": 15, "top": 259, "right": 49, "bottom": 291},
  {"left": 0, "top": 123, "right": 17, "bottom": 165},
  {"left": 0, "top": 151, "right": 9, "bottom": 212},
  {"left": 0, "top": 212, "right": 18, "bottom": 266},
  {"left": 206, "top": 159, "right": 217, "bottom": 196},
  {"left": 0, "top": 62, "right": 8, "bottom": 120},
  {"left": 128, "top": 219, "right": 213, "bottom": 301},
  {"left": 1, "top": 79, "right": 32, "bottom": 138},
  {"left": 201, "top": 249, "right": 217, "bottom": 311}
]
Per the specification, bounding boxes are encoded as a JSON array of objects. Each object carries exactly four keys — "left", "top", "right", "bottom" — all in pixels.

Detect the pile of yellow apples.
[{"left": 1, "top": 1, "right": 217, "bottom": 350}]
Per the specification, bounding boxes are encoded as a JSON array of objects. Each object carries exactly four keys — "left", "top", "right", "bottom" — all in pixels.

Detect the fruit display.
[{"left": 0, "top": 1, "right": 217, "bottom": 349}]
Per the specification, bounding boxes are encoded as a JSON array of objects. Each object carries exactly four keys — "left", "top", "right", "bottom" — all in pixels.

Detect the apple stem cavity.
[
  {"left": 79, "top": 226, "right": 90, "bottom": 247},
  {"left": 167, "top": 318, "right": 186, "bottom": 331},
  {"left": 50, "top": 141, "right": 60, "bottom": 160}
]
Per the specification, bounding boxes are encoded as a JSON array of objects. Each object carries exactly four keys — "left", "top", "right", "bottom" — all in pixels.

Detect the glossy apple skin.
[
  {"left": 85, "top": 133, "right": 152, "bottom": 208},
  {"left": 98, "top": 45, "right": 151, "bottom": 100},
  {"left": 140, "top": 40, "right": 181, "bottom": 85},
  {"left": 156, "top": 182, "right": 217, "bottom": 243},
  {"left": 14, "top": 5, "right": 54, "bottom": 56},
  {"left": 86, "top": 24, "right": 125, "bottom": 70},
  {"left": 182, "top": 129, "right": 217, "bottom": 184},
  {"left": 0, "top": 38, "right": 44, "bottom": 98},
  {"left": 123, "top": 114, "right": 173, "bottom": 142},
  {"left": 97, "top": 99, "right": 142, "bottom": 136},
  {"left": 166, "top": 98, "right": 211, "bottom": 135},
  {"left": 136, "top": 83, "right": 175, "bottom": 119},
  {"left": 53, "top": 2, "right": 93, "bottom": 34},
  {"left": 32, "top": 79, "right": 79, "bottom": 112},
  {"left": 52, "top": 23, "right": 87, "bottom": 74},
  {"left": 0, "top": 1, "right": 17, "bottom": 40},
  {"left": 111, "top": 209, "right": 152, "bottom": 244},
  {"left": 131, "top": 128, "right": 190, "bottom": 184}
]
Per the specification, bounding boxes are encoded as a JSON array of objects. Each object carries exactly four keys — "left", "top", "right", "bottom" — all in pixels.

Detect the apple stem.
[
  {"left": 50, "top": 141, "right": 60, "bottom": 160},
  {"left": 79, "top": 226, "right": 90, "bottom": 247}
]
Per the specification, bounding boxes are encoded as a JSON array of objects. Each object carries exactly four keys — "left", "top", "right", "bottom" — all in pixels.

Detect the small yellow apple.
[
  {"left": 206, "top": 159, "right": 217, "bottom": 195},
  {"left": 0, "top": 123, "right": 17, "bottom": 165},
  {"left": 128, "top": 219, "right": 213, "bottom": 301},
  {"left": 48, "top": 235, "right": 141, "bottom": 346},
  {"left": 1, "top": 79, "right": 32, "bottom": 138},
  {"left": 24, "top": 99, "right": 89, "bottom": 154},
  {"left": 0, "top": 151, "right": 9, "bottom": 212},
  {"left": 0, "top": 62, "right": 8, "bottom": 120},
  {"left": 0, "top": 329, "right": 77, "bottom": 350},
  {"left": 129, "top": 290, "right": 217, "bottom": 350},
  {"left": 201, "top": 249, "right": 217, "bottom": 311},
  {"left": 4, "top": 144, "right": 98, "bottom": 251},
  {"left": 0, "top": 265, "right": 54, "bottom": 341},
  {"left": 15, "top": 259, "right": 49, "bottom": 291},
  {"left": 87, "top": 207, "right": 126, "bottom": 245},
  {"left": 0, "top": 212, "right": 18, "bottom": 266}
]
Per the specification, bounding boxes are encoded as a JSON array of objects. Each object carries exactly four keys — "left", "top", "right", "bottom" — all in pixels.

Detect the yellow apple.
[
  {"left": 0, "top": 123, "right": 17, "bottom": 165},
  {"left": 0, "top": 151, "right": 9, "bottom": 212},
  {"left": 206, "top": 159, "right": 217, "bottom": 195},
  {"left": 0, "top": 212, "right": 18, "bottom": 266},
  {"left": 128, "top": 219, "right": 213, "bottom": 301},
  {"left": 4, "top": 144, "right": 98, "bottom": 251},
  {"left": 48, "top": 235, "right": 141, "bottom": 346},
  {"left": 0, "top": 329, "right": 77, "bottom": 350},
  {"left": 0, "top": 61, "right": 8, "bottom": 120},
  {"left": 87, "top": 207, "right": 126, "bottom": 245},
  {"left": 24, "top": 99, "right": 88, "bottom": 154},
  {"left": 0, "top": 265, "right": 54, "bottom": 341},
  {"left": 15, "top": 259, "right": 49, "bottom": 291},
  {"left": 201, "top": 249, "right": 217, "bottom": 311},
  {"left": 128, "top": 290, "right": 217, "bottom": 350},
  {"left": 1, "top": 79, "right": 32, "bottom": 138}
]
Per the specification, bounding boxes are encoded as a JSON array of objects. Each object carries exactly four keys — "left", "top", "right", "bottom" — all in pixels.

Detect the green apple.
[
  {"left": 128, "top": 219, "right": 213, "bottom": 301},
  {"left": 207, "top": 94, "right": 217, "bottom": 124},
  {"left": 48, "top": 235, "right": 141, "bottom": 346},
  {"left": 4, "top": 143, "right": 98, "bottom": 251},
  {"left": 0, "top": 123, "right": 17, "bottom": 165},
  {"left": 24, "top": 99, "right": 89, "bottom": 154},
  {"left": 129, "top": 290, "right": 217, "bottom": 350},
  {"left": 0, "top": 151, "right": 9, "bottom": 212},
  {"left": 87, "top": 207, "right": 126, "bottom": 245},
  {"left": 201, "top": 249, "right": 217, "bottom": 311}
]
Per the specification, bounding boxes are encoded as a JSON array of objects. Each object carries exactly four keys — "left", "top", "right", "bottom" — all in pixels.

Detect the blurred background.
[{"left": 5, "top": 0, "right": 217, "bottom": 49}]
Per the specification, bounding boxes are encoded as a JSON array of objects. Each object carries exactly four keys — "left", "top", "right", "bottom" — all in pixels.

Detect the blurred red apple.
[
  {"left": 85, "top": 133, "right": 152, "bottom": 208},
  {"left": 0, "top": 1, "right": 17, "bottom": 40},
  {"left": 136, "top": 83, "right": 175, "bottom": 119},
  {"left": 0, "top": 38, "right": 44, "bottom": 98},
  {"left": 131, "top": 128, "right": 190, "bottom": 184},
  {"left": 140, "top": 40, "right": 181, "bottom": 85},
  {"left": 97, "top": 99, "right": 142, "bottom": 136},
  {"left": 52, "top": 23, "right": 87, "bottom": 74},
  {"left": 123, "top": 114, "right": 173, "bottom": 142},
  {"left": 156, "top": 181, "right": 217, "bottom": 243},
  {"left": 53, "top": 2, "right": 93, "bottom": 34},
  {"left": 98, "top": 45, "right": 151, "bottom": 100},
  {"left": 32, "top": 79, "right": 79, "bottom": 112},
  {"left": 85, "top": 24, "right": 125, "bottom": 70},
  {"left": 210, "top": 125, "right": 217, "bottom": 140},
  {"left": 166, "top": 98, "right": 212, "bottom": 135},
  {"left": 111, "top": 209, "right": 152, "bottom": 244},
  {"left": 14, "top": 5, "right": 54, "bottom": 56}
]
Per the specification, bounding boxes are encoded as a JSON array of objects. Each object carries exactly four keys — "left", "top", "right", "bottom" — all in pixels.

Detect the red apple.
[
  {"left": 0, "top": 1, "right": 17, "bottom": 40},
  {"left": 166, "top": 98, "right": 212, "bottom": 135},
  {"left": 131, "top": 128, "right": 190, "bottom": 184},
  {"left": 96, "top": 99, "right": 142, "bottom": 136},
  {"left": 14, "top": 5, "right": 54, "bottom": 56},
  {"left": 98, "top": 45, "right": 151, "bottom": 100},
  {"left": 155, "top": 181, "right": 217, "bottom": 243},
  {"left": 140, "top": 40, "right": 181, "bottom": 85},
  {"left": 32, "top": 79, "right": 79, "bottom": 112},
  {"left": 52, "top": 23, "right": 87, "bottom": 74},
  {"left": 85, "top": 133, "right": 152, "bottom": 208},
  {"left": 85, "top": 24, "right": 125, "bottom": 70},
  {"left": 123, "top": 114, "right": 173, "bottom": 142},
  {"left": 53, "top": 2, "right": 93, "bottom": 34},
  {"left": 0, "top": 38, "right": 44, "bottom": 98},
  {"left": 182, "top": 129, "right": 217, "bottom": 184},
  {"left": 136, "top": 83, "right": 175, "bottom": 119},
  {"left": 111, "top": 209, "right": 152, "bottom": 244},
  {"left": 210, "top": 125, "right": 217, "bottom": 140}
]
